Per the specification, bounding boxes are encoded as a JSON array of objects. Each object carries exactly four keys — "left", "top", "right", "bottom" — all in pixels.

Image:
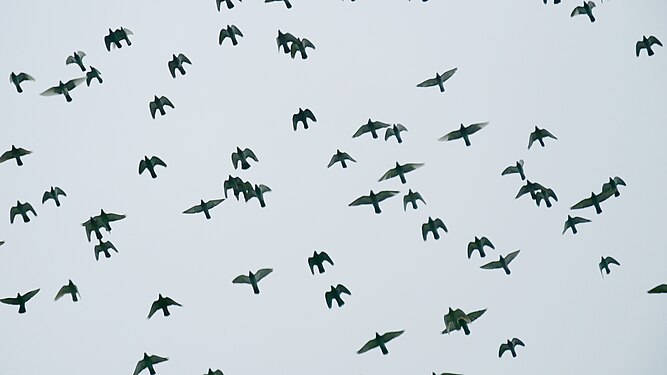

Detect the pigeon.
[
  {"left": 379, "top": 162, "right": 425, "bottom": 184},
  {"left": 265, "top": 0, "right": 292, "bottom": 8},
  {"left": 133, "top": 353, "right": 168, "bottom": 375},
  {"left": 600, "top": 176, "right": 626, "bottom": 199},
  {"left": 571, "top": 1, "right": 596, "bottom": 22},
  {"left": 42, "top": 186, "right": 67, "bottom": 207},
  {"left": 65, "top": 51, "right": 86, "bottom": 71},
  {"left": 148, "top": 294, "right": 182, "bottom": 318},
  {"left": 217, "top": 0, "right": 241, "bottom": 10},
  {"left": 438, "top": 122, "right": 489, "bottom": 146},
  {"left": 1, "top": 289, "right": 40, "bottom": 314},
  {"left": 94, "top": 210, "right": 126, "bottom": 232},
  {"left": 149, "top": 96, "right": 174, "bottom": 119},
  {"left": 9, "top": 72, "right": 35, "bottom": 93},
  {"left": 276, "top": 30, "right": 299, "bottom": 53},
  {"left": 325, "top": 284, "right": 351, "bottom": 308},
  {"left": 0, "top": 145, "right": 32, "bottom": 166},
  {"left": 403, "top": 189, "right": 425, "bottom": 210},
  {"left": 183, "top": 199, "right": 225, "bottom": 219},
  {"left": 219, "top": 25, "right": 243, "bottom": 46},
  {"left": 85, "top": 66, "right": 103, "bottom": 86},
  {"left": 636, "top": 35, "right": 662, "bottom": 57},
  {"left": 599, "top": 256, "right": 620, "bottom": 277},
  {"left": 104, "top": 27, "right": 133, "bottom": 51},
  {"left": 422, "top": 217, "right": 448, "bottom": 241},
  {"left": 480, "top": 250, "right": 521, "bottom": 275},
  {"left": 562, "top": 215, "right": 591, "bottom": 234},
  {"left": 349, "top": 190, "right": 399, "bottom": 214},
  {"left": 499, "top": 338, "right": 525, "bottom": 358},
  {"left": 528, "top": 126, "right": 557, "bottom": 149},
  {"left": 442, "top": 308, "right": 486, "bottom": 335},
  {"left": 231, "top": 147, "right": 259, "bottom": 170},
  {"left": 139, "top": 156, "right": 167, "bottom": 179},
  {"left": 242, "top": 183, "right": 272, "bottom": 208},
  {"left": 467, "top": 236, "right": 495, "bottom": 259},
  {"left": 292, "top": 108, "right": 317, "bottom": 130},
  {"left": 10, "top": 201, "right": 37, "bottom": 223},
  {"left": 534, "top": 187, "right": 558, "bottom": 208},
  {"left": 353, "top": 119, "right": 391, "bottom": 139},
  {"left": 94, "top": 240, "right": 118, "bottom": 260},
  {"left": 233, "top": 268, "right": 273, "bottom": 294},
  {"left": 289, "top": 37, "right": 316, "bottom": 59},
  {"left": 40, "top": 78, "right": 85, "bottom": 102},
  {"left": 82, "top": 217, "right": 104, "bottom": 242},
  {"left": 328, "top": 149, "right": 356, "bottom": 168},
  {"left": 384, "top": 124, "right": 408, "bottom": 143},
  {"left": 54, "top": 280, "right": 80, "bottom": 302},
  {"left": 417, "top": 68, "right": 457, "bottom": 92},
  {"left": 571, "top": 192, "right": 607, "bottom": 214},
  {"left": 357, "top": 331, "right": 404, "bottom": 355},
  {"left": 168, "top": 53, "right": 192, "bottom": 78},
  {"left": 647, "top": 284, "right": 667, "bottom": 294},
  {"left": 223, "top": 175, "right": 247, "bottom": 200},
  {"left": 515, "top": 180, "right": 547, "bottom": 200},
  {"left": 501, "top": 160, "right": 525, "bottom": 180},
  {"left": 308, "top": 251, "right": 334, "bottom": 274}
]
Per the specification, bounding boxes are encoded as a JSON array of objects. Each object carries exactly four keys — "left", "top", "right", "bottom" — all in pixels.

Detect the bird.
[
  {"left": 54, "top": 280, "right": 80, "bottom": 302},
  {"left": 42, "top": 186, "right": 67, "bottom": 207},
  {"left": 403, "top": 189, "right": 425, "bottom": 210},
  {"left": 82, "top": 217, "right": 104, "bottom": 242},
  {"left": 85, "top": 66, "right": 103, "bottom": 86},
  {"left": 438, "top": 122, "right": 489, "bottom": 146},
  {"left": 94, "top": 240, "right": 118, "bottom": 260},
  {"left": 231, "top": 147, "right": 259, "bottom": 170},
  {"left": 292, "top": 108, "right": 317, "bottom": 130},
  {"left": 183, "top": 199, "right": 225, "bottom": 219},
  {"left": 357, "top": 331, "right": 404, "bottom": 355},
  {"left": 422, "top": 217, "right": 448, "bottom": 241},
  {"left": 265, "top": 0, "right": 292, "bottom": 8},
  {"left": 94, "top": 210, "right": 126, "bottom": 232},
  {"left": 289, "top": 37, "right": 316, "bottom": 59},
  {"left": 223, "top": 175, "right": 247, "bottom": 200},
  {"left": 328, "top": 149, "right": 356, "bottom": 168},
  {"left": 481, "top": 250, "right": 521, "bottom": 275},
  {"left": 499, "top": 338, "right": 525, "bottom": 358},
  {"left": 501, "top": 160, "right": 526, "bottom": 180},
  {"left": 600, "top": 176, "right": 626, "bottom": 199},
  {"left": 149, "top": 96, "right": 174, "bottom": 119},
  {"left": 139, "top": 156, "right": 167, "bottom": 179},
  {"left": 10, "top": 201, "right": 37, "bottom": 223},
  {"left": 599, "top": 256, "right": 620, "bottom": 277},
  {"left": 636, "top": 35, "right": 662, "bottom": 57},
  {"left": 168, "top": 53, "right": 192, "bottom": 78},
  {"left": 65, "top": 51, "right": 86, "bottom": 71},
  {"left": 205, "top": 370, "right": 224, "bottom": 375},
  {"left": 647, "top": 284, "right": 667, "bottom": 294},
  {"left": 276, "top": 30, "right": 299, "bottom": 53},
  {"left": 0, "top": 145, "right": 32, "bottom": 166},
  {"left": 242, "top": 183, "right": 272, "bottom": 208},
  {"left": 467, "top": 236, "right": 495, "bottom": 259},
  {"left": 133, "top": 353, "right": 168, "bottom": 375},
  {"left": 9, "top": 72, "right": 35, "bottom": 93},
  {"left": 543, "top": 0, "right": 561, "bottom": 3},
  {"left": 515, "top": 180, "right": 547, "bottom": 200},
  {"left": 104, "top": 27, "right": 133, "bottom": 51},
  {"left": 571, "top": 192, "right": 607, "bottom": 214},
  {"left": 379, "top": 162, "right": 425, "bottom": 184},
  {"left": 528, "top": 126, "right": 557, "bottom": 149},
  {"left": 232, "top": 268, "right": 273, "bottom": 294},
  {"left": 325, "top": 284, "right": 351, "bottom": 308},
  {"left": 352, "top": 119, "right": 391, "bottom": 139},
  {"left": 571, "top": 1, "right": 596, "bottom": 22},
  {"left": 308, "top": 251, "right": 334, "bottom": 274},
  {"left": 442, "top": 308, "right": 486, "bottom": 335},
  {"left": 534, "top": 187, "right": 558, "bottom": 208},
  {"left": 40, "top": 78, "right": 85, "bottom": 102},
  {"left": 1, "top": 289, "right": 40, "bottom": 314},
  {"left": 417, "top": 68, "right": 457, "bottom": 92},
  {"left": 148, "top": 294, "right": 182, "bottom": 318},
  {"left": 219, "top": 25, "right": 243, "bottom": 46},
  {"left": 384, "top": 124, "right": 408, "bottom": 143},
  {"left": 562, "top": 215, "right": 591, "bottom": 234},
  {"left": 217, "top": 0, "right": 241, "bottom": 10},
  {"left": 349, "top": 190, "right": 399, "bottom": 214}
]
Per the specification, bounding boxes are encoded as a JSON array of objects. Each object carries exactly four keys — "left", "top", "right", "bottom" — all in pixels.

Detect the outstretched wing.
[
  {"left": 183, "top": 204, "right": 204, "bottom": 214},
  {"left": 417, "top": 77, "right": 438, "bottom": 88},
  {"left": 512, "top": 338, "right": 525, "bottom": 347},
  {"left": 606, "top": 256, "right": 620, "bottom": 266},
  {"left": 177, "top": 53, "right": 191, "bottom": 64},
  {"left": 499, "top": 343, "right": 510, "bottom": 357},
  {"left": 254, "top": 268, "right": 273, "bottom": 282},
  {"left": 54, "top": 285, "right": 70, "bottom": 301},
  {"left": 151, "top": 156, "right": 167, "bottom": 168},
  {"left": 571, "top": 196, "right": 595, "bottom": 210},
  {"left": 375, "top": 190, "right": 399, "bottom": 202},
  {"left": 466, "top": 309, "right": 486, "bottom": 322},
  {"left": 438, "top": 129, "right": 462, "bottom": 142},
  {"left": 23, "top": 288, "right": 40, "bottom": 302},
  {"left": 647, "top": 284, "right": 667, "bottom": 294},
  {"left": 147, "top": 300, "right": 161, "bottom": 319},
  {"left": 379, "top": 167, "right": 398, "bottom": 181},
  {"left": 402, "top": 163, "right": 425, "bottom": 173},
  {"left": 504, "top": 250, "right": 521, "bottom": 264},
  {"left": 481, "top": 260, "right": 502, "bottom": 270},
  {"left": 352, "top": 124, "right": 370, "bottom": 138},
  {"left": 205, "top": 199, "right": 225, "bottom": 209},
  {"left": 357, "top": 338, "right": 379, "bottom": 354},
  {"left": 232, "top": 275, "right": 251, "bottom": 284},
  {"left": 349, "top": 195, "right": 372, "bottom": 206},
  {"left": 381, "top": 330, "right": 405, "bottom": 342},
  {"left": 465, "top": 122, "right": 489, "bottom": 135},
  {"left": 336, "top": 284, "right": 351, "bottom": 295},
  {"left": 440, "top": 67, "right": 458, "bottom": 81},
  {"left": 501, "top": 165, "right": 518, "bottom": 176}
]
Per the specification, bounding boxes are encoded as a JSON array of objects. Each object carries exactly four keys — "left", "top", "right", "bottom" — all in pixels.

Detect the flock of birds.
[{"left": 2, "top": 1, "right": 666, "bottom": 374}]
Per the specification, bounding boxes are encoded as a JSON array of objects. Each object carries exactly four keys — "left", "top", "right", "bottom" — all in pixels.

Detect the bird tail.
[
  {"left": 18, "top": 304, "right": 26, "bottom": 314},
  {"left": 17, "top": 86, "right": 23, "bottom": 93},
  {"left": 72, "top": 293, "right": 78, "bottom": 302},
  {"left": 65, "top": 93, "right": 73, "bottom": 102},
  {"left": 252, "top": 284, "right": 260, "bottom": 294},
  {"left": 17, "top": 158, "right": 24, "bottom": 166},
  {"left": 462, "top": 324, "right": 470, "bottom": 335},
  {"left": 648, "top": 48, "right": 655, "bottom": 56}
]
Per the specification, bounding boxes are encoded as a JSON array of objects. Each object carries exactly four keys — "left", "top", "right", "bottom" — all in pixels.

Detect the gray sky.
[{"left": 1, "top": 0, "right": 666, "bottom": 374}]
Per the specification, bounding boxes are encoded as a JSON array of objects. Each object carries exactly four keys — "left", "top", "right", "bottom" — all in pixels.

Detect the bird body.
[
  {"left": 349, "top": 190, "right": 399, "bottom": 214},
  {"left": 40, "top": 78, "right": 85, "bottom": 102},
  {"left": 1, "top": 289, "right": 40, "bottom": 314},
  {"left": 480, "top": 250, "right": 520, "bottom": 275},
  {"left": 233, "top": 268, "right": 273, "bottom": 294},
  {"left": 385, "top": 124, "right": 408, "bottom": 143},
  {"left": 55, "top": 280, "right": 80, "bottom": 302},
  {"left": 104, "top": 27, "right": 133, "bottom": 51},
  {"left": 325, "top": 284, "right": 351, "bottom": 308},
  {"left": 353, "top": 119, "right": 391, "bottom": 139},
  {"left": 357, "top": 331, "right": 404, "bottom": 355},
  {"left": 439, "top": 122, "right": 489, "bottom": 146},
  {"left": 499, "top": 338, "right": 525, "bottom": 358},
  {"left": 149, "top": 96, "right": 174, "bottom": 118},
  {"left": 10, "top": 201, "right": 37, "bottom": 223},
  {"left": 148, "top": 294, "right": 182, "bottom": 318},
  {"left": 308, "top": 251, "right": 334, "bottom": 274},
  {"left": 42, "top": 186, "right": 67, "bottom": 207},
  {"left": 467, "top": 236, "right": 495, "bottom": 258},
  {"left": 379, "top": 162, "right": 424, "bottom": 184},
  {"left": 562, "top": 215, "right": 591, "bottom": 234},
  {"left": 501, "top": 160, "right": 525, "bottom": 180},
  {"left": 183, "top": 199, "right": 224, "bottom": 219},
  {"left": 86, "top": 66, "right": 103, "bottom": 86},
  {"left": 600, "top": 176, "right": 626, "bottom": 199},
  {"left": 599, "top": 256, "right": 620, "bottom": 277},
  {"left": 417, "top": 68, "right": 457, "bottom": 92},
  {"left": 219, "top": 25, "right": 243, "bottom": 46},
  {"left": 571, "top": 1, "right": 596, "bottom": 22},
  {"left": 139, "top": 156, "right": 167, "bottom": 178},
  {"left": 571, "top": 192, "right": 606, "bottom": 214},
  {"left": 276, "top": 30, "right": 299, "bottom": 53},
  {"left": 292, "top": 108, "right": 316, "bottom": 130},
  {"left": 403, "top": 189, "right": 425, "bottom": 210},
  {"left": 94, "top": 240, "right": 118, "bottom": 260},
  {"left": 231, "top": 147, "right": 259, "bottom": 170},
  {"left": 168, "top": 53, "right": 192, "bottom": 78},
  {"left": 242, "top": 183, "right": 271, "bottom": 207},
  {"left": 223, "top": 175, "right": 247, "bottom": 200},
  {"left": 66, "top": 51, "right": 86, "bottom": 71},
  {"left": 289, "top": 37, "right": 315, "bottom": 59},
  {"left": 534, "top": 187, "right": 558, "bottom": 208},
  {"left": 0, "top": 145, "right": 32, "bottom": 166},
  {"left": 636, "top": 35, "right": 662, "bottom": 56},
  {"left": 528, "top": 126, "right": 557, "bottom": 149},
  {"left": 133, "top": 353, "right": 168, "bottom": 375},
  {"left": 442, "top": 307, "right": 486, "bottom": 335},
  {"left": 328, "top": 149, "right": 356, "bottom": 168},
  {"left": 10, "top": 72, "right": 35, "bottom": 93},
  {"left": 422, "top": 217, "right": 447, "bottom": 240}
]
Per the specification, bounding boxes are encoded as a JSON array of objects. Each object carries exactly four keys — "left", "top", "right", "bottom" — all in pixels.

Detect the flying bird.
[
  {"left": 265, "top": 0, "right": 292, "bottom": 8},
  {"left": 205, "top": 370, "right": 224, "bottom": 375},
  {"left": 599, "top": 256, "right": 620, "bottom": 277},
  {"left": 66, "top": 51, "right": 86, "bottom": 71},
  {"left": 534, "top": 187, "right": 558, "bottom": 208},
  {"left": 467, "top": 236, "right": 495, "bottom": 259},
  {"left": 183, "top": 199, "right": 225, "bottom": 219},
  {"left": 543, "top": 0, "right": 561, "bottom": 3},
  {"left": 40, "top": 78, "right": 85, "bottom": 102},
  {"left": 357, "top": 331, "right": 404, "bottom": 355},
  {"left": 217, "top": 0, "right": 241, "bottom": 10},
  {"left": 325, "top": 284, "right": 351, "bottom": 308},
  {"left": 133, "top": 353, "right": 168, "bottom": 375},
  {"left": 231, "top": 147, "right": 258, "bottom": 170},
  {"left": 168, "top": 53, "right": 192, "bottom": 78},
  {"left": 1, "top": 289, "right": 40, "bottom": 314},
  {"left": 308, "top": 251, "right": 334, "bottom": 274},
  {"left": 562, "top": 215, "right": 591, "bottom": 234},
  {"left": 349, "top": 190, "right": 399, "bottom": 214},
  {"left": 149, "top": 96, "right": 174, "bottom": 119},
  {"left": 528, "top": 126, "right": 557, "bottom": 149},
  {"left": 242, "top": 183, "right": 272, "bottom": 208},
  {"left": 9, "top": 72, "right": 35, "bottom": 93},
  {"left": 384, "top": 124, "right": 408, "bottom": 143},
  {"left": 276, "top": 30, "right": 298, "bottom": 53},
  {"left": 83, "top": 217, "right": 104, "bottom": 242},
  {"left": 0, "top": 145, "right": 32, "bottom": 166},
  {"left": 94, "top": 210, "right": 126, "bottom": 232},
  {"left": 55, "top": 280, "right": 80, "bottom": 302},
  {"left": 94, "top": 240, "right": 118, "bottom": 260},
  {"left": 422, "top": 217, "right": 448, "bottom": 241},
  {"left": 379, "top": 162, "right": 424, "bottom": 184},
  {"left": 600, "top": 176, "right": 626, "bottom": 199},
  {"left": 636, "top": 35, "right": 662, "bottom": 57},
  {"left": 328, "top": 149, "right": 356, "bottom": 168},
  {"left": 292, "top": 108, "right": 317, "bottom": 130},
  {"left": 480, "top": 250, "right": 521, "bottom": 275},
  {"left": 353, "top": 119, "right": 391, "bottom": 139},
  {"left": 10, "top": 201, "right": 37, "bottom": 223},
  {"left": 438, "top": 122, "right": 489, "bottom": 146},
  {"left": 86, "top": 66, "right": 103, "bottom": 86},
  {"left": 571, "top": 192, "right": 607, "bottom": 214},
  {"left": 515, "top": 180, "right": 547, "bottom": 200},
  {"left": 233, "top": 268, "right": 273, "bottom": 294},
  {"left": 219, "top": 25, "right": 243, "bottom": 46},
  {"left": 403, "top": 189, "right": 425, "bottom": 210},
  {"left": 148, "top": 294, "right": 182, "bottom": 318},
  {"left": 499, "top": 338, "right": 525, "bottom": 358},
  {"left": 442, "top": 307, "right": 486, "bottom": 335},
  {"left": 0, "top": 241, "right": 4, "bottom": 246},
  {"left": 104, "top": 27, "right": 133, "bottom": 50},
  {"left": 571, "top": 1, "right": 596, "bottom": 22},
  {"left": 501, "top": 160, "right": 526, "bottom": 180},
  {"left": 647, "top": 284, "right": 667, "bottom": 294},
  {"left": 139, "top": 156, "right": 167, "bottom": 179},
  {"left": 42, "top": 186, "right": 67, "bottom": 207},
  {"left": 417, "top": 68, "right": 457, "bottom": 92},
  {"left": 223, "top": 175, "right": 247, "bottom": 200},
  {"left": 290, "top": 37, "right": 316, "bottom": 59}
]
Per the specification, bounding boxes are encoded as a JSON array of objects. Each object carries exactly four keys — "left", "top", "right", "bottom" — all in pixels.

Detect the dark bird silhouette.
[
  {"left": 442, "top": 308, "right": 486, "bottom": 335},
  {"left": 219, "top": 25, "right": 243, "bottom": 46},
  {"left": 223, "top": 175, "right": 246, "bottom": 200},
  {"left": 0, "top": 241, "right": 4, "bottom": 247},
  {"left": 357, "top": 331, "right": 404, "bottom": 355},
  {"left": 501, "top": 160, "right": 525, "bottom": 180},
  {"left": 10, "top": 72, "right": 35, "bottom": 93},
  {"left": 571, "top": 1, "right": 596, "bottom": 22},
  {"left": 276, "top": 30, "right": 299, "bottom": 53},
  {"left": 648, "top": 284, "right": 667, "bottom": 294},
  {"left": 422, "top": 217, "right": 447, "bottom": 241},
  {"left": 242, "top": 183, "right": 272, "bottom": 207},
  {"left": 42, "top": 186, "right": 67, "bottom": 207},
  {"left": 467, "top": 236, "right": 495, "bottom": 259},
  {"left": 0, "top": 145, "right": 32, "bottom": 166},
  {"left": 1, "top": 289, "right": 40, "bottom": 314},
  {"left": 94, "top": 240, "right": 118, "bottom": 260},
  {"left": 55, "top": 280, "right": 80, "bottom": 302},
  {"left": 104, "top": 27, "right": 133, "bottom": 51},
  {"left": 325, "top": 284, "right": 351, "bottom": 308},
  {"left": 308, "top": 251, "right": 334, "bottom": 274},
  {"left": 515, "top": 180, "right": 547, "bottom": 200},
  {"left": 66, "top": 51, "right": 86, "bottom": 71},
  {"left": 95, "top": 210, "right": 126, "bottom": 232},
  {"left": 292, "top": 108, "right": 316, "bottom": 130},
  {"left": 600, "top": 176, "right": 626, "bottom": 199},
  {"left": 636, "top": 35, "right": 662, "bottom": 56},
  {"left": 534, "top": 187, "right": 558, "bottom": 208},
  {"left": 86, "top": 66, "right": 103, "bottom": 86},
  {"left": 231, "top": 147, "right": 258, "bottom": 170},
  {"left": 417, "top": 68, "right": 457, "bottom": 92},
  {"left": 349, "top": 190, "right": 399, "bottom": 214},
  {"left": 499, "top": 338, "right": 525, "bottom": 358},
  {"left": 403, "top": 189, "right": 425, "bottom": 210},
  {"left": 328, "top": 149, "right": 356, "bottom": 168},
  {"left": 481, "top": 250, "right": 520, "bottom": 275},
  {"left": 543, "top": 0, "right": 561, "bottom": 3},
  {"left": 599, "top": 256, "right": 620, "bottom": 277},
  {"left": 205, "top": 370, "right": 224, "bottom": 375},
  {"left": 233, "top": 268, "right": 273, "bottom": 294},
  {"left": 149, "top": 96, "right": 174, "bottom": 119},
  {"left": 148, "top": 294, "right": 182, "bottom": 318},
  {"left": 40, "top": 78, "right": 85, "bottom": 102},
  {"left": 168, "top": 53, "right": 192, "bottom": 78},
  {"left": 10, "top": 201, "right": 37, "bottom": 223},
  {"left": 438, "top": 122, "right": 489, "bottom": 146},
  {"left": 571, "top": 192, "right": 607, "bottom": 214},
  {"left": 183, "top": 199, "right": 225, "bottom": 219},
  {"left": 217, "top": 0, "right": 241, "bottom": 10},
  {"left": 290, "top": 37, "right": 316, "bottom": 59},
  {"left": 384, "top": 124, "right": 408, "bottom": 143},
  {"left": 139, "top": 156, "right": 167, "bottom": 179},
  {"left": 562, "top": 215, "right": 591, "bottom": 234},
  {"left": 83, "top": 217, "right": 104, "bottom": 242},
  {"left": 353, "top": 119, "right": 391, "bottom": 139},
  {"left": 528, "top": 126, "right": 557, "bottom": 149},
  {"left": 379, "top": 162, "right": 424, "bottom": 184},
  {"left": 266, "top": 0, "right": 292, "bottom": 8},
  {"left": 133, "top": 353, "right": 168, "bottom": 375}
]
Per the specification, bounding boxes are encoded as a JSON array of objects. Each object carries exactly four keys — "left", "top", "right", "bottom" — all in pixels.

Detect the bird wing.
[
  {"left": 352, "top": 124, "right": 370, "bottom": 138},
  {"left": 336, "top": 284, "right": 351, "bottom": 295},
  {"left": 501, "top": 165, "right": 518, "bottom": 175},
  {"left": 42, "top": 191, "right": 52, "bottom": 203},
  {"left": 243, "top": 148, "right": 259, "bottom": 161},
  {"left": 54, "top": 285, "right": 70, "bottom": 301},
  {"left": 512, "top": 338, "right": 525, "bottom": 347},
  {"left": 504, "top": 250, "right": 521, "bottom": 264},
  {"left": 0, "top": 297, "right": 20, "bottom": 305},
  {"left": 102, "top": 213, "right": 126, "bottom": 222},
  {"left": 349, "top": 195, "right": 373, "bottom": 206},
  {"left": 147, "top": 300, "right": 161, "bottom": 319},
  {"left": 499, "top": 343, "right": 510, "bottom": 357},
  {"left": 379, "top": 167, "right": 398, "bottom": 181},
  {"left": 320, "top": 251, "right": 334, "bottom": 265},
  {"left": 138, "top": 159, "right": 147, "bottom": 175},
  {"left": 402, "top": 163, "right": 425, "bottom": 173},
  {"left": 304, "top": 109, "right": 316, "bottom": 122},
  {"left": 648, "top": 36, "right": 663, "bottom": 47},
  {"left": 257, "top": 184, "right": 271, "bottom": 194},
  {"left": 375, "top": 191, "right": 399, "bottom": 202},
  {"left": 466, "top": 309, "right": 486, "bottom": 322},
  {"left": 324, "top": 290, "right": 334, "bottom": 308},
  {"left": 205, "top": 199, "right": 225, "bottom": 209},
  {"left": 17, "top": 73, "right": 35, "bottom": 82},
  {"left": 480, "top": 237, "right": 494, "bottom": 248},
  {"left": 23, "top": 288, "right": 40, "bottom": 302},
  {"left": 133, "top": 360, "right": 147, "bottom": 375},
  {"left": 159, "top": 96, "right": 174, "bottom": 108},
  {"left": 541, "top": 128, "right": 558, "bottom": 140},
  {"left": 433, "top": 218, "right": 447, "bottom": 232},
  {"left": 231, "top": 152, "right": 241, "bottom": 168},
  {"left": 183, "top": 204, "right": 204, "bottom": 214},
  {"left": 571, "top": 5, "right": 585, "bottom": 16},
  {"left": 402, "top": 194, "right": 410, "bottom": 210},
  {"left": 164, "top": 297, "right": 182, "bottom": 307},
  {"left": 357, "top": 338, "right": 379, "bottom": 354},
  {"left": 54, "top": 187, "right": 66, "bottom": 196},
  {"left": 230, "top": 25, "right": 243, "bottom": 36},
  {"left": 480, "top": 260, "right": 502, "bottom": 270},
  {"left": 440, "top": 67, "right": 458, "bottom": 81},
  {"left": 65, "top": 77, "right": 85, "bottom": 90},
  {"left": 307, "top": 256, "right": 316, "bottom": 274},
  {"left": 606, "top": 256, "right": 620, "bottom": 266},
  {"left": 636, "top": 41, "right": 644, "bottom": 56},
  {"left": 438, "top": 129, "right": 462, "bottom": 142},
  {"left": 301, "top": 38, "right": 315, "bottom": 49},
  {"left": 527, "top": 132, "right": 538, "bottom": 149},
  {"left": 151, "top": 156, "right": 167, "bottom": 168},
  {"left": 149, "top": 101, "right": 158, "bottom": 118},
  {"left": 9, "top": 206, "right": 20, "bottom": 223},
  {"left": 254, "top": 268, "right": 273, "bottom": 282},
  {"left": 219, "top": 29, "right": 230, "bottom": 44},
  {"left": 232, "top": 275, "right": 251, "bottom": 284},
  {"left": 466, "top": 122, "right": 489, "bottom": 135},
  {"left": 467, "top": 242, "right": 477, "bottom": 259},
  {"left": 572, "top": 216, "right": 591, "bottom": 225},
  {"left": 381, "top": 330, "right": 405, "bottom": 342},
  {"left": 417, "top": 77, "right": 438, "bottom": 88},
  {"left": 177, "top": 53, "right": 191, "bottom": 64},
  {"left": 647, "top": 284, "right": 667, "bottom": 294},
  {"left": 571, "top": 196, "right": 595, "bottom": 209},
  {"left": 66, "top": 55, "right": 77, "bottom": 64},
  {"left": 167, "top": 59, "right": 177, "bottom": 78},
  {"left": 40, "top": 86, "right": 62, "bottom": 96},
  {"left": 327, "top": 154, "right": 339, "bottom": 168},
  {"left": 384, "top": 128, "right": 396, "bottom": 140},
  {"left": 421, "top": 223, "right": 430, "bottom": 241}
]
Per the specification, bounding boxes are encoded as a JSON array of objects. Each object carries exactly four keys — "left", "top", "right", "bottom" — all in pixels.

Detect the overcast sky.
[{"left": 1, "top": 0, "right": 666, "bottom": 374}]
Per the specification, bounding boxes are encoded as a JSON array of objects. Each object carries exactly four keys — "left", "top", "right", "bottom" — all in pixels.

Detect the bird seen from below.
[
  {"left": 636, "top": 35, "right": 662, "bottom": 56},
  {"left": 422, "top": 216, "right": 448, "bottom": 241},
  {"left": 290, "top": 37, "right": 316, "bottom": 59},
  {"left": 94, "top": 240, "right": 118, "bottom": 260},
  {"left": 219, "top": 25, "right": 243, "bottom": 46},
  {"left": 40, "top": 78, "right": 85, "bottom": 102},
  {"left": 480, "top": 250, "right": 521, "bottom": 275},
  {"left": 292, "top": 108, "right": 316, "bottom": 130},
  {"left": 9, "top": 72, "right": 35, "bottom": 93},
  {"left": 231, "top": 147, "right": 259, "bottom": 170},
  {"left": 148, "top": 294, "right": 182, "bottom": 318},
  {"left": 353, "top": 119, "right": 391, "bottom": 139},
  {"left": 403, "top": 189, "right": 426, "bottom": 210},
  {"left": 183, "top": 199, "right": 225, "bottom": 219},
  {"left": 357, "top": 330, "right": 404, "bottom": 355},
  {"left": 442, "top": 307, "right": 486, "bottom": 335},
  {"left": 571, "top": 192, "right": 608, "bottom": 214},
  {"left": 328, "top": 149, "right": 356, "bottom": 168},
  {"left": 384, "top": 123, "right": 408, "bottom": 143},
  {"left": 133, "top": 353, "right": 168, "bottom": 375},
  {"left": 349, "top": 190, "right": 399, "bottom": 214},
  {"left": 232, "top": 268, "right": 273, "bottom": 294},
  {"left": 10, "top": 201, "right": 37, "bottom": 223},
  {"left": 528, "top": 126, "right": 557, "bottom": 149},
  {"left": 104, "top": 27, "right": 133, "bottom": 51},
  {"left": 65, "top": 51, "right": 86, "bottom": 71},
  {"left": 308, "top": 251, "right": 334, "bottom": 274},
  {"left": 42, "top": 186, "right": 67, "bottom": 207},
  {"left": 379, "top": 162, "right": 425, "bottom": 184},
  {"left": 54, "top": 280, "right": 80, "bottom": 302},
  {"left": 241, "top": 183, "right": 272, "bottom": 208},
  {"left": 139, "top": 156, "right": 167, "bottom": 179},
  {"left": 467, "top": 236, "right": 495, "bottom": 259},
  {"left": 85, "top": 66, "right": 103, "bottom": 86},
  {"left": 168, "top": 53, "right": 192, "bottom": 78},
  {"left": 501, "top": 160, "right": 526, "bottom": 180},
  {"left": 499, "top": 338, "right": 525, "bottom": 358},
  {"left": 325, "top": 284, "right": 351, "bottom": 308},
  {"left": 599, "top": 256, "right": 620, "bottom": 277},
  {"left": 562, "top": 215, "right": 591, "bottom": 234},
  {"left": 417, "top": 67, "right": 457, "bottom": 92},
  {"left": 438, "top": 122, "right": 489, "bottom": 146},
  {"left": 149, "top": 96, "right": 174, "bottom": 119},
  {"left": 1, "top": 288, "right": 40, "bottom": 314},
  {"left": 0, "top": 145, "right": 32, "bottom": 166},
  {"left": 571, "top": 1, "right": 596, "bottom": 22}
]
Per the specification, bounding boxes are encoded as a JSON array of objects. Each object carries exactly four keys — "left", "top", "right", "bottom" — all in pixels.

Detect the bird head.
[
  {"left": 143, "top": 353, "right": 150, "bottom": 360},
  {"left": 153, "top": 95, "right": 160, "bottom": 101},
  {"left": 199, "top": 200, "right": 206, "bottom": 206},
  {"left": 374, "top": 332, "right": 381, "bottom": 339}
]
